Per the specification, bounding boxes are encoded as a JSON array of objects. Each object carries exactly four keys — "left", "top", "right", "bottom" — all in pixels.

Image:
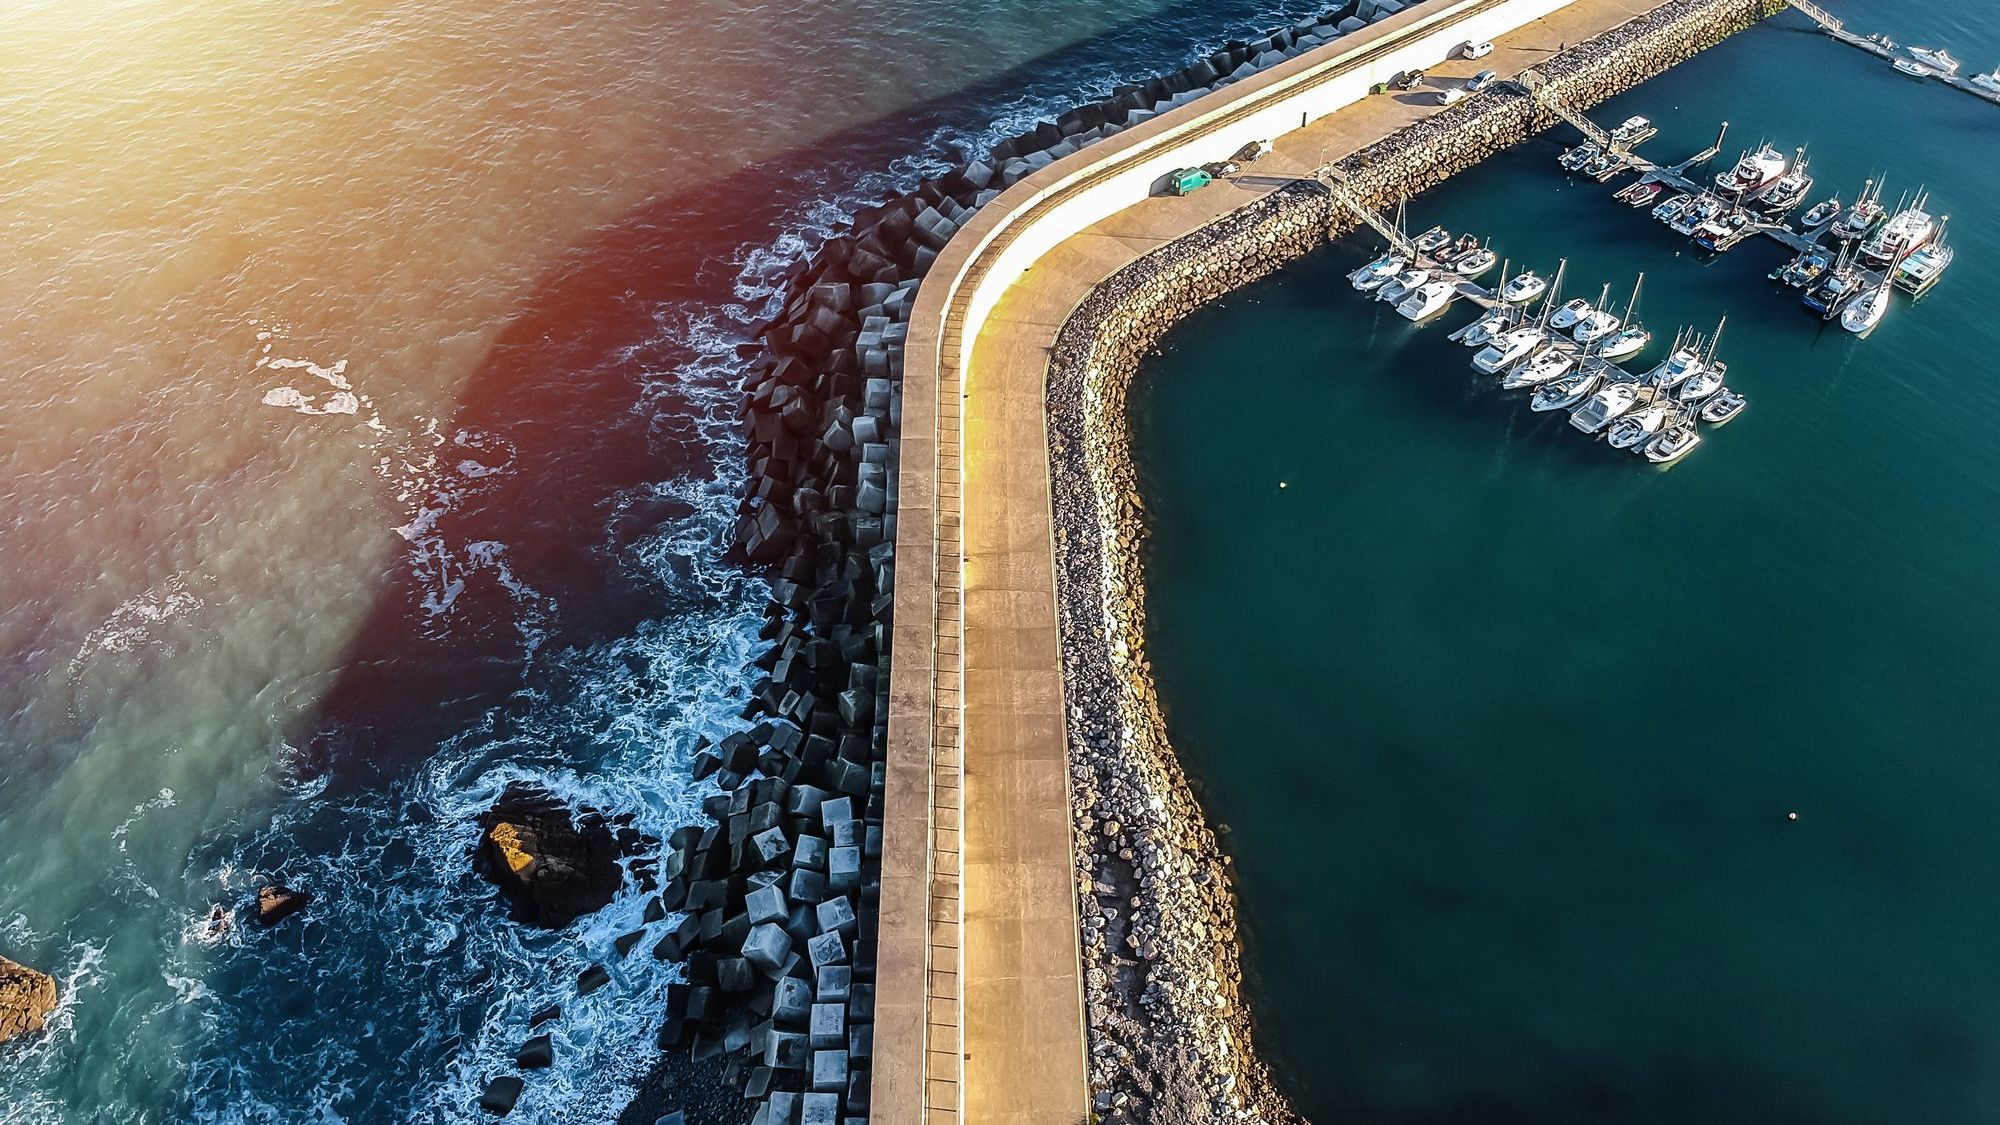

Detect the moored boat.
[
  {"left": 1597, "top": 324, "right": 1652, "bottom": 361},
  {"left": 1472, "top": 325, "right": 1545, "bottom": 373},
  {"left": 1453, "top": 247, "right": 1498, "bottom": 277},
  {"left": 1973, "top": 69, "right": 2000, "bottom": 96},
  {"left": 1907, "top": 46, "right": 1960, "bottom": 75},
  {"left": 1559, "top": 143, "right": 1599, "bottom": 171},
  {"left": 1894, "top": 240, "right": 1954, "bottom": 295},
  {"left": 1800, "top": 197, "right": 1841, "bottom": 228},
  {"left": 1676, "top": 361, "right": 1724, "bottom": 403},
  {"left": 1500, "top": 270, "right": 1547, "bottom": 304},
  {"left": 1652, "top": 193, "right": 1692, "bottom": 224},
  {"left": 1606, "top": 396, "right": 1671, "bottom": 448},
  {"left": 1672, "top": 193, "right": 1722, "bottom": 236},
  {"left": 1377, "top": 267, "right": 1429, "bottom": 303},
  {"left": 1861, "top": 195, "right": 1937, "bottom": 266},
  {"left": 1841, "top": 284, "right": 1889, "bottom": 334},
  {"left": 1460, "top": 306, "right": 1515, "bottom": 347},
  {"left": 1830, "top": 180, "right": 1887, "bottom": 241},
  {"left": 1570, "top": 380, "right": 1643, "bottom": 434},
  {"left": 1396, "top": 278, "right": 1458, "bottom": 321},
  {"left": 1549, "top": 297, "right": 1593, "bottom": 332},
  {"left": 1350, "top": 252, "right": 1405, "bottom": 290},
  {"left": 1770, "top": 247, "right": 1829, "bottom": 288},
  {"left": 1614, "top": 181, "right": 1663, "bottom": 207},
  {"left": 1644, "top": 415, "right": 1702, "bottom": 465},
  {"left": 1413, "top": 225, "right": 1451, "bottom": 254},
  {"left": 1531, "top": 368, "right": 1600, "bottom": 412},
  {"left": 1753, "top": 151, "right": 1812, "bottom": 214},
  {"left": 1699, "top": 389, "right": 1746, "bottom": 425},
  {"left": 1714, "top": 143, "right": 1787, "bottom": 198},
  {"left": 1893, "top": 59, "right": 1938, "bottom": 78},
  {"left": 1500, "top": 346, "right": 1574, "bottom": 390}
]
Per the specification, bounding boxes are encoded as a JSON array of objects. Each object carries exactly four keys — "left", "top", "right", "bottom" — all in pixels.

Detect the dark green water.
[{"left": 1133, "top": 9, "right": 2000, "bottom": 1123}]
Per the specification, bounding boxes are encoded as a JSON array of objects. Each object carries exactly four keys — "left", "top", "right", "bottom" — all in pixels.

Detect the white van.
[{"left": 1462, "top": 40, "right": 1494, "bottom": 59}]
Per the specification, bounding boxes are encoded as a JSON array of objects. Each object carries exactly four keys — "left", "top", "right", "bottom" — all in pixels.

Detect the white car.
[
  {"left": 1462, "top": 40, "right": 1494, "bottom": 59},
  {"left": 1436, "top": 87, "right": 1466, "bottom": 106}
]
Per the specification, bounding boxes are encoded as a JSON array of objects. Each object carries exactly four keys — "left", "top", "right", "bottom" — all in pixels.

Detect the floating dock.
[{"left": 1786, "top": 0, "right": 2000, "bottom": 108}]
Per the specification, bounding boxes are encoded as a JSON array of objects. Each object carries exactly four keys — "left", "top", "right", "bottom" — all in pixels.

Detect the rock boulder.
[
  {"left": 0, "top": 955, "right": 57, "bottom": 1045},
  {"left": 473, "top": 783, "right": 631, "bottom": 929}
]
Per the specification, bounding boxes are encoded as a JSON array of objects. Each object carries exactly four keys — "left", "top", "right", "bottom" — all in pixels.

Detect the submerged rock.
[
  {"left": 472, "top": 783, "right": 634, "bottom": 929},
  {"left": 0, "top": 955, "right": 58, "bottom": 1045},
  {"left": 255, "top": 885, "right": 312, "bottom": 927}
]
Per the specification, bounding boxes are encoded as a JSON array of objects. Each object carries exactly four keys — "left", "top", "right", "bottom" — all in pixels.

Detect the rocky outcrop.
[
  {"left": 473, "top": 783, "right": 649, "bottom": 929},
  {"left": 1042, "top": 4, "right": 1786, "bottom": 1121},
  {"left": 255, "top": 885, "right": 312, "bottom": 927},
  {"left": 0, "top": 955, "right": 58, "bottom": 1046}
]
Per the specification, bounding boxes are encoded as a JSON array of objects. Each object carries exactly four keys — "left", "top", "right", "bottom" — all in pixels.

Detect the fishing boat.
[
  {"left": 1610, "top": 115, "right": 1657, "bottom": 145},
  {"left": 1841, "top": 283, "right": 1890, "bottom": 334},
  {"left": 1350, "top": 252, "right": 1406, "bottom": 290},
  {"left": 1397, "top": 278, "right": 1458, "bottom": 321},
  {"left": 1714, "top": 143, "right": 1788, "bottom": 198},
  {"left": 1691, "top": 211, "right": 1750, "bottom": 252},
  {"left": 1501, "top": 271, "right": 1547, "bottom": 304},
  {"left": 1907, "top": 46, "right": 1961, "bottom": 75},
  {"left": 1571, "top": 379, "right": 1644, "bottom": 435},
  {"left": 1472, "top": 325, "right": 1546, "bottom": 373},
  {"left": 1377, "top": 267, "right": 1429, "bottom": 303},
  {"left": 1559, "top": 142, "right": 1599, "bottom": 171},
  {"left": 1802, "top": 245, "right": 1861, "bottom": 318},
  {"left": 1453, "top": 247, "right": 1498, "bottom": 277},
  {"left": 1549, "top": 297, "right": 1593, "bottom": 332},
  {"left": 1413, "top": 226, "right": 1451, "bottom": 254},
  {"left": 1894, "top": 240, "right": 1954, "bottom": 295},
  {"left": 1753, "top": 151, "right": 1812, "bottom": 214},
  {"left": 1614, "top": 181, "right": 1663, "bottom": 207},
  {"left": 1699, "top": 389, "right": 1746, "bottom": 425},
  {"left": 1500, "top": 346, "right": 1574, "bottom": 390},
  {"left": 1830, "top": 180, "right": 1887, "bottom": 241},
  {"left": 1800, "top": 197, "right": 1841, "bottom": 228},
  {"left": 1770, "top": 247, "right": 1830, "bottom": 287},
  {"left": 1652, "top": 193, "right": 1692, "bottom": 223},
  {"left": 1606, "top": 395, "right": 1672, "bottom": 448},
  {"left": 1531, "top": 368, "right": 1601, "bottom": 412},
  {"left": 1644, "top": 412, "right": 1703, "bottom": 465},
  {"left": 1672, "top": 193, "right": 1722, "bottom": 236},
  {"left": 1861, "top": 194, "right": 1937, "bottom": 266}
]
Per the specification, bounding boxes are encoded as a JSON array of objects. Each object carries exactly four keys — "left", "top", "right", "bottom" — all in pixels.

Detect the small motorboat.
[
  {"left": 1973, "top": 69, "right": 2000, "bottom": 96},
  {"left": 1433, "top": 233, "right": 1480, "bottom": 264},
  {"left": 1413, "top": 226, "right": 1452, "bottom": 254},
  {"left": 1377, "top": 268, "right": 1430, "bottom": 303},
  {"left": 1644, "top": 419, "right": 1702, "bottom": 465},
  {"left": 1570, "top": 380, "right": 1643, "bottom": 434},
  {"left": 1692, "top": 212, "right": 1750, "bottom": 252},
  {"left": 1350, "top": 252, "right": 1406, "bottom": 290},
  {"left": 1596, "top": 324, "right": 1652, "bottom": 361},
  {"left": 1500, "top": 346, "right": 1575, "bottom": 390},
  {"left": 1559, "top": 143, "right": 1599, "bottom": 171},
  {"left": 1699, "top": 389, "right": 1746, "bottom": 425},
  {"left": 1606, "top": 397, "right": 1671, "bottom": 448},
  {"left": 1610, "top": 115, "right": 1657, "bottom": 144},
  {"left": 1531, "top": 368, "right": 1601, "bottom": 412},
  {"left": 1652, "top": 193, "right": 1692, "bottom": 223},
  {"left": 1615, "top": 181, "right": 1664, "bottom": 207},
  {"left": 1397, "top": 278, "right": 1458, "bottom": 322},
  {"left": 1893, "top": 58, "right": 1938, "bottom": 78},
  {"left": 1841, "top": 285, "right": 1889, "bottom": 334},
  {"left": 1472, "top": 326, "right": 1545, "bottom": 374},
  {"left": 1548, "top": 297, "right": 1593, "bottom": 331},
  {"left": 1453, "top": 247, "right": 1498, "bottom": 277},
  {"left": 1500, "top": 271, "right": 1547, "bottom": 304},
  {"left": 1800, "top": 198, "right": 1841, "bottom": 227},
  {"left": 1770, "top": 248, "right": 1830, "bottom": 287}
]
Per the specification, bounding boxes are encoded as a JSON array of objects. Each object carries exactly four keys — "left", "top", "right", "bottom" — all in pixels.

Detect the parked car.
[
  {"left": 1466, "top": 68, "right": 1498, "bottom": 92},
  {"left": 1167, "top": 167, "right": 1213, "bottom": 196},
  {"left": 1462, "top": 40, "right": 1494, "bottom": 59},
  {"left": 1436, "top": 87, "right": 1466, "bottom": 106},
  {"left": 1232, "top": 139, "right": 1274, "bottom": 163},
  {"left": 1394, "top": 68, "right": 1426, "bottom": 91}
]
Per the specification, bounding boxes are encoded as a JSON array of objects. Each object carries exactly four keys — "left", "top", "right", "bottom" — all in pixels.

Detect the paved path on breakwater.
[{"left": 880, "top": 0, "right": 1675, "bottom": 1121}]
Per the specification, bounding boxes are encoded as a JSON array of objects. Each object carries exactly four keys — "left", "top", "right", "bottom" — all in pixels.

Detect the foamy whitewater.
[{"left": 0, "top": 1, "right": 1336, "bottom": 1119}]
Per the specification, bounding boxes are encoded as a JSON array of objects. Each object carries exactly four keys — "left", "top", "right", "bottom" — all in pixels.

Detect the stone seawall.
[{"left": 1043, "top": 1, "right": 1785, "bottom": 1121}]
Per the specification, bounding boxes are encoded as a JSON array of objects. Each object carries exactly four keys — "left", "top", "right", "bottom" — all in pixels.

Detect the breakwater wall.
[{"left": 1043, "top": 0, "right": 1785, "bottom": 1120}]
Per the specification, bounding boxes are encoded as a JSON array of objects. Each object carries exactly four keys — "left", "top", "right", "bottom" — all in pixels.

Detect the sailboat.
[
  {"left": 1596, "top": 274, "right": 1652, "bottom": 360},
  {"left": 1675, "top": 318, "right": 1728, "bottom": 403},
  {"left": 1572, "top": 282, "right": 1621, "bottom": 345},
  {"left": 1475, "top": 259, "right": 1562, "bottom": 374},
  {"left": 1843, "top": 247, "right": 1901, "bottom": 334}
]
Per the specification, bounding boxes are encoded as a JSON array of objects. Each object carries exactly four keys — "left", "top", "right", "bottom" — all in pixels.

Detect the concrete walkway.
[{"left": 954, "top": 0, "right": 1660, "bottom": 1122}]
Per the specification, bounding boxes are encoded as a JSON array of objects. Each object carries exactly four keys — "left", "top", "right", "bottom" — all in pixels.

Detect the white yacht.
[
  {"left": 1531, "top": 368, "right": 1600, "bottom": 412},
  {"left": 1907, "top": 46, "right": 1961, "bottom": 75},
  {"left": 1500, "top": 271, "right": 1547, "bottom": 303},
  {"left": 1841, "top": 285, "right": 1889, "bottom": 334},
  {"left": 1714, "top": 144, "right": 1788, "bottom": 198},
  {"left": 1377, "top": 267, "right": 1430, "bottom": 303},
  {"left": 1699, "top": 389, "right": 1746, "bottom": 425},
  {"left": 1573, "top": 307, "right": 1621, "bottom": 345},
  {"left": 1397, "top": 278, "right": 1458, "bottom": 321},
  {"left": 1596, "top": 324, "right": 1652, "bottom": 361},
  {"left": 1570, "top": 380, "right": 1643, "bottom": 434},
  {"left": 1501, "top": 347, "right": 1575, "bottom": 391},
  {"left": 1862, "top": 198, "right": 1938, "bottom": 266},
  {"left": 1350, "top": 252, "right": 1405, "bottom": 290},
  {"left": 1548, "top": 297, "right": 1593, "bottom": 331},
  {"left": 1645, "top": 417, "right": 1702, "bottom": 465},
  {"left": 1973, "top": 68, "right": 2000, "bottom": 95},
  {"left": 1606, "top": 397, "right": 1672, "bottom": 448},
  {"left": 1472, "top": 325, "right": 1545, "bottom": 373}
]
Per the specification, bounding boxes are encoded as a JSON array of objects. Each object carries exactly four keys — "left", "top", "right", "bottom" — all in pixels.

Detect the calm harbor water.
[
  {"left": 1135, "top": 5, "right": 2000, "bottom": 1122},
  {"left": 0, "top": 0, "right": 1341, "bottom": 1120}
]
